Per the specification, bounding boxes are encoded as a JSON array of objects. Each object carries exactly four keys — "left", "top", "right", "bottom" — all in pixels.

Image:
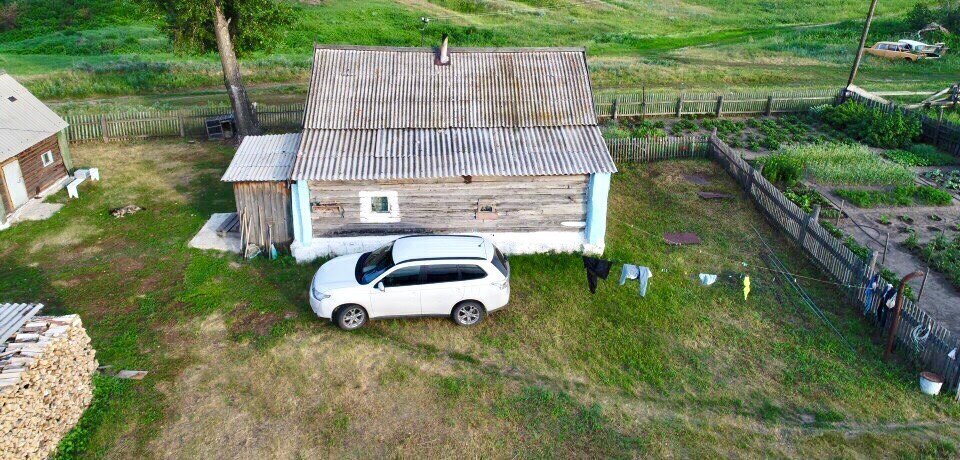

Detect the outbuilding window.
[
  {"left": 41, "top": 151, "right": 55, "bottom": 167},
  {"left": 359, "top": 191, "right": 400, "bottom": 223}
]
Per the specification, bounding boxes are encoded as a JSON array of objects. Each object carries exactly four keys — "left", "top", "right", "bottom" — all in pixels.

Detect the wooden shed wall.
[
  {"left": 308, "top": 175, "right": 588, "bottom": 237},
  {"left": 234, "top": 182, "right": 293, "bottom": 247},
  {"left": 0, "top": 134, "right": 68, "bottom": 215}
]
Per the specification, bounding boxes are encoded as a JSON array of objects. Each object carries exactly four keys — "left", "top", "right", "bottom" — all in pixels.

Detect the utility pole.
[{"left": 846, "top": 0, "right": 880, "bottom": 89}]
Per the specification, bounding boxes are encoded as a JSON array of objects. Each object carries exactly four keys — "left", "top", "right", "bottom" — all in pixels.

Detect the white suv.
[{"left": 309, "top": 235, "right": 511, "bottom": 330}]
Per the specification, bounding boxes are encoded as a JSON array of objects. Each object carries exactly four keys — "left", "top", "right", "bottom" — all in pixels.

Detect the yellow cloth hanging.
[{"left": 743, "top": 276, "right": 751, "bottom": 300}]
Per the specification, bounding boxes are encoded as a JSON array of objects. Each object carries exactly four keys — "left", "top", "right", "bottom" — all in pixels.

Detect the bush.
[
  {"left": 906, "top": 3, "right": 937, "bottom": 30},
  {"left": 759, "top": 154, "right": 804, "bottom": 186},
  {"left": 815, "top": 101, "right": 922, "bottom": 149}
]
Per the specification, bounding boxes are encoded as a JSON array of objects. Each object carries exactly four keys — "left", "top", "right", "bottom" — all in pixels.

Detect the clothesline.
[{"left": 606, "top": 215, "right": 868, "bottom": 291}]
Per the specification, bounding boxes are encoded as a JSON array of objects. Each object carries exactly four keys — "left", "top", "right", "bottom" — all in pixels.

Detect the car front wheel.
[
  {"left": 335, "top": 305, "right": 368, "bottom": 330},
  {"left": 452, "top": 301, "right": 485, "bottom": 326}
]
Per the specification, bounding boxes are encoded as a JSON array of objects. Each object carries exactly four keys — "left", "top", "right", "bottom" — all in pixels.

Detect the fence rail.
[
  {"left": 62, "top": 89, "right": 845, "bottom": 143},
  {"left": 612, "top": 135, "right": 960, "bottom": 399}
]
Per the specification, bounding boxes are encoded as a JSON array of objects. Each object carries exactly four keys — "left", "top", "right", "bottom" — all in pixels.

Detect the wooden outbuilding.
[
  {"left": 0, "top": 73, "right": 72, "bottom": 223},
  {"left": 221, "top": 133, "right": 299, "bottom": 249}
]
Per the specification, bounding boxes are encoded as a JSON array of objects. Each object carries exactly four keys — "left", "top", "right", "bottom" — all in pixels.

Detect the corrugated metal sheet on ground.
[
  {"left": 0, "top": 303, "right": 43, "bottom": 344},
  {"left": 293, "top": 126, "right": 616, "bottom": 181},
  {"left": 221, "top": 133, "right": 301, "bottom": 182},
  {"left": 303, "top": 46, "right": 597, "bottom": 130},
  {"left": 0, "top": 74, "right": 68, "bottom": 162}
]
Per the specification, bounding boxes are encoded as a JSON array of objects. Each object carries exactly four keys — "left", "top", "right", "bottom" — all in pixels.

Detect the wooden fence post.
[
  {"left": 798, "top": 204, "right": 820, "bottom": 249},
  {"left": 611, "top": 97, "right": 619, "bottom": 120},
  {"left": 178, "top": 111, "right": 186, "bottom": 138},
  {"left": 675, "top": 94, "right": 684, "bottom": 118},
  {"left": 715, "top": 95, "right": 724, "bottom": 118},
  {"left": 936, "top": 106, "right": 944, "bottom": 145},
  {"left": 765, "top": 95, "right": 774, "bottom": 116},
  {"left": 99, "top": 115, "right": 109, "bottom": 142}
]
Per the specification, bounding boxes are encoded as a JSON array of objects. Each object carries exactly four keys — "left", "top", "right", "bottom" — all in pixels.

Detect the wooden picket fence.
[
  {"left": 842, "top": 89, "right": 960, "bottom": 158},
  {"left": 709, "top": 134, "right": 960, "bottom": 398},
  {"left": 64, "top": 103, "right": 305, "bottom": 142},
  {"left": 594, "top": 88, "right": 842, "bottom": 120},
  {"left": 606, "top": 136, "right": 708, "bottom": 163},
  {"left": 611, "top": 135, "right": 960, "bottom": 399},
  {"left": 62, "top": 88, "right": 845, "bottom": 143}
]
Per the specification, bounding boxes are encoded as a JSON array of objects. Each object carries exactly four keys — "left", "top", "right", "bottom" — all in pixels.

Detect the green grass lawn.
[
  {"left": 1, "top": 0, "right": 958, "bottom": 104},
  {"left": 1, "top": 139, "right": 958, "bottom": 457}
]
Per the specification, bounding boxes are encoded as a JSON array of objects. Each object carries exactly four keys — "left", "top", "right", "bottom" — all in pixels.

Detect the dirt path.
[{"left": 824, "top": 189, "right": 960, "bottom": 337}]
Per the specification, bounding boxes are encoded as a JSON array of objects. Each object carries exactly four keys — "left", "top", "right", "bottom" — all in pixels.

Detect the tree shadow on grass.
[{"left": 0, "top": 256, "right": 65, "bottom": 315}]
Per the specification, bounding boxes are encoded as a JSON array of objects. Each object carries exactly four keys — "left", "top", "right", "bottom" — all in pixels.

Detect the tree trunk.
[{"left": 213, "top": 0, "right": 261, "bottom": 137}]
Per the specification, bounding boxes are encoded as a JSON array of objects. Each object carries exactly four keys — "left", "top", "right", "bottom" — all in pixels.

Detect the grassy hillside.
[{"left": 0, "top": 0, "right": 957, "bottom": 103}]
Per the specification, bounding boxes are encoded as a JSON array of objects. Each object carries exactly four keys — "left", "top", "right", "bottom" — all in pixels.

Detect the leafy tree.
[
  {"left": 153, "top": 0, "right": 290, "bottom": 55},
  {"left": 907, "top": 3, "right": 936, "bottom": 30},
  {"left": 151, "top": 0, "right": 292, "bottom": 136}
]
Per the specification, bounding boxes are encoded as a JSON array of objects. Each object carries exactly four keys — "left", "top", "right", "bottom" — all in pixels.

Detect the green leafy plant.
[
  {"left": 766, "top": 143, "right": 914, "bottom": 186},
  {"left": 815, "top": 101, "right": 922, "bottom": 149},
  {"left": 883, "top": 145, "right": 958, "bottom": 167},
  {"left": 759, "top": 153, "right": 804, "bottom": 186},
  {"left": 834, "top": 186, "right": 952, "bottom": 208}
]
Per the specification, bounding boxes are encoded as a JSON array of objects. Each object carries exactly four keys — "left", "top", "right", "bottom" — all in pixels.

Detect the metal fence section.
[
  {"left": 610, "top": 135, "right": 960, "bottom": 399},
  {"left": 594, "top": 89, "right": 842, "bottom": 119}
]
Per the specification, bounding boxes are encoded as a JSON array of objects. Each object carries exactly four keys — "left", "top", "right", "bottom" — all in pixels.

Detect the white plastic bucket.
[{"left": 919, "top": 372, "right": 943, "bottom": 396}]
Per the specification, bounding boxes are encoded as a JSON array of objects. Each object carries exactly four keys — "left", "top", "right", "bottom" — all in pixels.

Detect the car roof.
[{"left": 392, "top": 235, "right": 492, "bottom": 264}]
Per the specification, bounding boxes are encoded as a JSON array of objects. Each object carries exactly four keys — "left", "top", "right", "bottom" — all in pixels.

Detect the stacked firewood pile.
[{"left": 0, "top": 315, "right": 97, "bottom": 459}]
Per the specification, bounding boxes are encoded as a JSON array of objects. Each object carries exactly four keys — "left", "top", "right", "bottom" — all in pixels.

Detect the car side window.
[
  {"left": 459, "top": 265, "right": 488, "bottom": 281},
  {"left": 381, "top": 266, "right": 421, "bottom": 287},
  {"left": 423, "top": 265, "right": 459, "bottom": 284}
]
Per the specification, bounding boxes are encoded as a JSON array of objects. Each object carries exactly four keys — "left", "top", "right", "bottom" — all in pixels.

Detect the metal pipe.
[
  {"left": 846, "top": 0, "right": 880, "bottom": 89},
  {"left": 884, "top": 270, "right": 925, "bottom": 360}
]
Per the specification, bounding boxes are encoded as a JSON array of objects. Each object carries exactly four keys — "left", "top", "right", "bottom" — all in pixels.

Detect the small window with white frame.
[
  {"left": 41, "top": 151, "right": 55, "bottom": 167},
  {"left": 359, "top": 191, "right": 400, "bottom": 223}
]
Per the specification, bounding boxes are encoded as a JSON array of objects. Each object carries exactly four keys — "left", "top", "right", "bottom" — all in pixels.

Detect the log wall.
[
  {"left": 234, "top": 181, "right": 293, "bottom": 248},
  {"left": 308, "top": 175, "right": 589, "bottom": 237},
  {"left": 0, "top": 134, "right": 68, "bottom": 213}
]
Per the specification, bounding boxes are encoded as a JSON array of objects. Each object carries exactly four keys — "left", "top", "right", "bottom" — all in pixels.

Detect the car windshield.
[{"left": 356, "top": 243, "right": 395, "bottom": 284}]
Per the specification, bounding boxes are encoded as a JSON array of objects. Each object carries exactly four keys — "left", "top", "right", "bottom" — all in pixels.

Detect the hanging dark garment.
[{"left": 583, "top": 256, "right": 613, "bottom": 294}]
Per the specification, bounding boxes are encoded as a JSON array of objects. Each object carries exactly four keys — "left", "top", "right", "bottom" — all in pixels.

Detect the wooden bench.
[{"left": 66, "top": 168, "right": 100, "bottom": 199}]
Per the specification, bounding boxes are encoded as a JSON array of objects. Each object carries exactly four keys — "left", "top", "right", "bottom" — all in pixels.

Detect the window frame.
[
  {"left": 379, "top": 265, "right": 422, "bottom": 288},
  {"left": 359, "top": 191, "right": 400, "bottom": 223},
  {"left": 40, "top": 150, "right": 55, "bottom": 167}
]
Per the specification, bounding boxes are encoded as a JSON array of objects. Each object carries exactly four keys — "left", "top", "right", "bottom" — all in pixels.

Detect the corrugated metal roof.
[
  {"left": 294, "top": 45, "right": 614, "bottom": 181},
  {"left": 303, "top": 46, "right": 597, "bottom": 129},
  {"left": 0, "top": 303, "right": 43, "bottom": 344},
  {"left": 292, "top": 126, "right": 615, "bottom": 181},
  {"left": 222, "top": 133, "right": 301, "bottom": 182},
  {"left": 0, "top": 74, "right": 68, "bottom": 163}
]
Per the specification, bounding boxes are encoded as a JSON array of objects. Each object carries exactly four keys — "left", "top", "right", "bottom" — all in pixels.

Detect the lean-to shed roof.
[{"left": 222, "top": 133, "right": 300, "bottom": 182}]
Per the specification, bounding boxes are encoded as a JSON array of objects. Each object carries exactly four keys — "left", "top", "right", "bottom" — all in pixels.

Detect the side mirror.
[{"left": 376, "top": 282, "right": 385, "bottom": 292}]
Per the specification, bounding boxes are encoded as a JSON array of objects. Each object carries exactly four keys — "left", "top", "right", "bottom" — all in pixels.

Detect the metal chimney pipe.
[{"left": 437, "top": 34, "right": 450, "bottom": 65}]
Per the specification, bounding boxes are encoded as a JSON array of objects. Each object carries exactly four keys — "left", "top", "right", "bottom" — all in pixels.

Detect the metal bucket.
[{"left": 919, "top": 371, "right": 944, "bottom": 396}]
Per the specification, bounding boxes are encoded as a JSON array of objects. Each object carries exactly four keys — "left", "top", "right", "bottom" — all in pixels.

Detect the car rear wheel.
[
  {"left": 452, "top": 301, "right": 485, "bottom": 326},
  {"left": 335, "top": 305, "right": 368, "bottom": 330}
]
